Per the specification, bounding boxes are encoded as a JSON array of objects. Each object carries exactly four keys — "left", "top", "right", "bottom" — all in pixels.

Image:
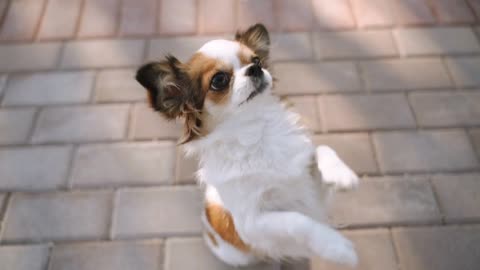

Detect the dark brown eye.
[
  {"left": 210, "top": 72, "right": 230, "bottom": 91},
  {"left": 252, "top": 56, "right": 260, "bottom": 65}
]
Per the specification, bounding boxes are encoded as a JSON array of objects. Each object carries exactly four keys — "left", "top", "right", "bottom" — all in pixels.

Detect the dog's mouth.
[{"left": 242, "top": 76, "right": 269, "bottom": 104}]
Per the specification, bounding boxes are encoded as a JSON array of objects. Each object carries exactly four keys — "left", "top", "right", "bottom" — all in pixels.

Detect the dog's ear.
[
  {"left": 235, "top": 23, "right": 270, "bottom": 63},
  {"left": 136, "top": 56, "right": 202, "bottom": 143},
  {"left": 136, "top": 55, "right": 192, "bottom": 120}
]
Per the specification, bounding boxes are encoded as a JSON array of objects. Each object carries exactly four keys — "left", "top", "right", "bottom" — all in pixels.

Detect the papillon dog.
[{"left": 136, "top": 24, "right": 359, "bottom": 267}]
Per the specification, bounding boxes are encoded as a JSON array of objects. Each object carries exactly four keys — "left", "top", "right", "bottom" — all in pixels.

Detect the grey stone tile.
[
  {"left": 32, "top": 105, "right": 129, "bottom": 143},
  {"left": 3, "top": 191, "right": 112, "bottom": 242},
  {"left": 61, "top": 39, "right": 145, "bottom": 68},
  {"left": 165, "top": 237, "right": 277, "bottom": 270},
  {"left": 314, "top": 30, "right": 398, "bottom": 59},
  {"left": 446, "top": 57, "right": 480, "bottom": 88},
  {"left": 432, "top": 173, "right": 480, "bottom": 222},
  {"left": 274, "top": 62, "right": 362, "bottom": 94},
  {"left": 409, "top": 92, "right": 480, "bottom": 127},
  {"left": 0, "top": 43, "right": 62, "bottom": 72},
  {"left": 113, "top": 186, "right": 203, "bottom": 239},
  {"left": 361, "top": 58, "right": 452, "bottom": 91},
  {"left": 50, "top": 241, "right": 163, "bottom": 270},
  {"left": 129, "top": 103, "right": 182, "bottom": 140},
  {"left": 0, "top": 244, "right": 50, "bottom": 270},
  {"left": 322, "top": 94, "right": 416, "bottom": 131},
  {"left": 72, "top": 142, "right": 176, "bottom": 188},
  {"left": 373, "top": 130, "right": 478, "bottom": 173},
  {"left": 394, "top": 27, "right": 480, "bottom": 56},
  {"left": 393, "top": 225, "right": 480, "bottom": 270},
  {"left": 0, "top": 108, "right": 36, "bottom": 145},
  {"left": 283, "top": 229, "right": 398, "bottom": 270},
  {"left": 94, "top": 69, "right": 146, "bottom": 102},
  {"left": 2, "top": 72, "right": 94, "bottom": 106},
  {"left": 330, "top": 176, "right": 441, "bottom": 226},
  {"left": 313, "top": 133, "right": 378, "bottom": 174},
  {"left": 0, "top": 146, "right": 72, "bottom": 190},
  {"left": 271, "top": 32, "right": 313, "bottom": 61}
]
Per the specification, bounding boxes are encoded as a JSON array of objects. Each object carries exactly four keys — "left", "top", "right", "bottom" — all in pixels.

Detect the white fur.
[{"left": 185, "top": 39, "right": 359, "bottom": 266}]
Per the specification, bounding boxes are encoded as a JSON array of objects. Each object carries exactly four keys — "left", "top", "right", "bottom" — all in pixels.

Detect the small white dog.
[{"left": 136, "top": 24, "right": 359, "bottom": 267}]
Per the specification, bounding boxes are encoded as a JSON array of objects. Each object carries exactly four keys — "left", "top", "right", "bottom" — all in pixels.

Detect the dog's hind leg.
[{"left": 202, "top": 185, "right": 259, "bottom": 266}]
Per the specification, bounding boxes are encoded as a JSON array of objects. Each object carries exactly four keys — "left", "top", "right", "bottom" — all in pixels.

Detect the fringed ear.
[
  {"left": 235, "top": 23, "right": 270, "bottom": 64},
  {"left": 136, "top": 55, "right": 202, "bottom": 143}
]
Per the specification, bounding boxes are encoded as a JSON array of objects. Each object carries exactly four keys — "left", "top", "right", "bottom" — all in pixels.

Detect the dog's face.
[{"left": 136, "top": 24, "right": 273, "bottom": 143}]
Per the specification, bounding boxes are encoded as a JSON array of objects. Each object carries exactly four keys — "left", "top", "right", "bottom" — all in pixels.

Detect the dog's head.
[{"left": 136, "top": 24, "right": 273, "bottom": 143}]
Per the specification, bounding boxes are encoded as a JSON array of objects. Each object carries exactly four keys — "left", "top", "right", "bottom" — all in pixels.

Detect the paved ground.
[{"left": 1, "top": 0, "right": 480, "bottom": 269}]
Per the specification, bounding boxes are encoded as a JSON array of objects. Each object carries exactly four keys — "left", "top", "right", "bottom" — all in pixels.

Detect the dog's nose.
[{"left": 245, "top": 62, "right": 263, "bottom": 77}]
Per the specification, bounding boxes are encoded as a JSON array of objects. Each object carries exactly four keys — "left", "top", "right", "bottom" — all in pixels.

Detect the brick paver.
[
  {"left": 198, "top": 0, "right": 235, "bottom": 34},
  {"left": 129, "top": 103, "right": 182, "bottom": 139},
  {"left": 3, "top": 191, "right": 112, "bottom": 243},
  {"left": 394, "top": 27, "right": 480, "bottom": 56},
  {"left": 274, "top": 62, "right": 361, "bottom": 94},
  {"left": 175, "top": 150, "right": 198, "bottom": 184},
  {"left": 270, "top": 33, "right": 313, "bottom": 61},
  {"left": 3, "top": 71, "right": 94, "bottom": 106},
  {"left": 32, "top": 105, "right": 129, "bottom": 143},
  {"left": 393, "top": 226, "right": 480, "bottom": 270},
  {"left": 71, "top": 142, "right": 176, "bottom": 188},
  {"left": 0, "top": 146, "right": 72, "bottom": 190},
  {"left": 321, "top": 94, "right": 416, "bottom": 131},
  {"left": 0, "top": 0, "right": 44, "bottom": 41},
  {"left": 284, "top": 229, "right": 398, "bottom": 270},
  {"left": 119, "top": 0, "right": 156, "bottom": 36},
  {"left": 94, "top": 69, "right": 146, "bottom": 102},
  {"left": 313, "top": 30, "right": 398, "bottom": 59},
  {"left": 313, "top": 133, "right": 378, "bottom": 174},
  {"left": 373, "top": 130, "right": 478, "bottom": 173},
  {"left": 0, "top": 43, "right": 62, "bottom": 72},
  {"left": 330, "top": 176, "right": 441, "bottom": 226},
  {"left": 49, "top": 241, "right": 163, "bottom": 270},
  {"left": 61, "top": 39, "right": 145, "bottom": 68},
  {"left": 238, "top": 0, "right": 276, "bottom": 30},
  {"left": 1, "top": 1, "right": 480, "bottom": 269},
  {"left": 312, "top": 0, "right": 355, "bottom": 30},
  {"left": 0, "top": 245, "right": 50, "bottom": 270},
  {"left": 432, "top": 173, "right": 480, "bottom": 223},
  {"left": 165, "top": 237, "right": 277, "bottom": 270},
  {"left": 409, "top": 92, "right": 480, "bottom": 127},
  {"left": 78, "top": 0, "right": 120, "bottom": 38},
  {"left": 361, "top": 58, "right": 453, "bottom": 91},
  {"left": 430, "top": 0, "right": 476, "bottom": 23},
  {"left": 351, "top": 0, "right": 394, "bottom": 28},
  {"left": 37, "top": 0, "right": 82, "bottom": 40},
  {"left": 0, "top": 108, "right": 36, "bottom": 145},
  {"left": 445, "top": 57, "right": 480, "bottom": 88},
  {"left": 113, "top": 186, "right": 202, "bottom": 239},
  {"left": 277, "top": 0, "right": 313, "bottom": 31},
  {"left": 288, "top": 96, "right": 322, "bottom": 132}
]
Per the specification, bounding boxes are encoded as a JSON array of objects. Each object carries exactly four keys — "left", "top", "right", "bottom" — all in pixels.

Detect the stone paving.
[{"left": 0, "top": 0, "right": 480, "bottom": 269}]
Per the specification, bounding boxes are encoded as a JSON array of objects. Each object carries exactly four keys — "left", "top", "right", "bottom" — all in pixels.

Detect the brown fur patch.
[
  {"left": 205, "top": 203, "right": 250, "bottom": 252},
  {"left": 187, "top": 53, "right": 233, "bottom": 105}
]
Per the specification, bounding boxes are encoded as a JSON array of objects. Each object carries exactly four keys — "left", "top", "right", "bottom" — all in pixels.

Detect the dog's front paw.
[
  {"left": 316, "top": 146, "right": 359, "bottom": 190},
  {"left": 320, "top": 161, "right": 359, "bottom": 190},
  {"left": 311, "top": 230, "right": 358, "bottom": 267}
]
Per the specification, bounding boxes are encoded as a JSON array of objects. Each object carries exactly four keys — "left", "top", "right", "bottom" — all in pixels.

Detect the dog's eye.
[
  {"left": 252, "top": 56, "right": 260, "bottom": 65},
  {"left": 210, "top": 72, "right": 230, "bottom": 91}
]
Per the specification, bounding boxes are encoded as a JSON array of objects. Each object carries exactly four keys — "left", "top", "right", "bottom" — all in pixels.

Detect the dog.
[{"left": 136, "top": 24, "right": 359, "bottom": 267}]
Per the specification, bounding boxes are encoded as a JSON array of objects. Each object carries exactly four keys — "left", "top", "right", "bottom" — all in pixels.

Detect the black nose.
[{"left": 246, "top": 63, "right": 263, "bottom": 77}]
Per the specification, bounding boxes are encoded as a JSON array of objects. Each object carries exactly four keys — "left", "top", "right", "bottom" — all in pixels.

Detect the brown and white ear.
[
  {"left": 136, "top": 55, "right": 191, "bottom": 120},
  {"left": 136, "top": 56, "right": 201, "bottom": 143},
  {"left": 235, "top": 23, "right": 270, "bottom": 63}
]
